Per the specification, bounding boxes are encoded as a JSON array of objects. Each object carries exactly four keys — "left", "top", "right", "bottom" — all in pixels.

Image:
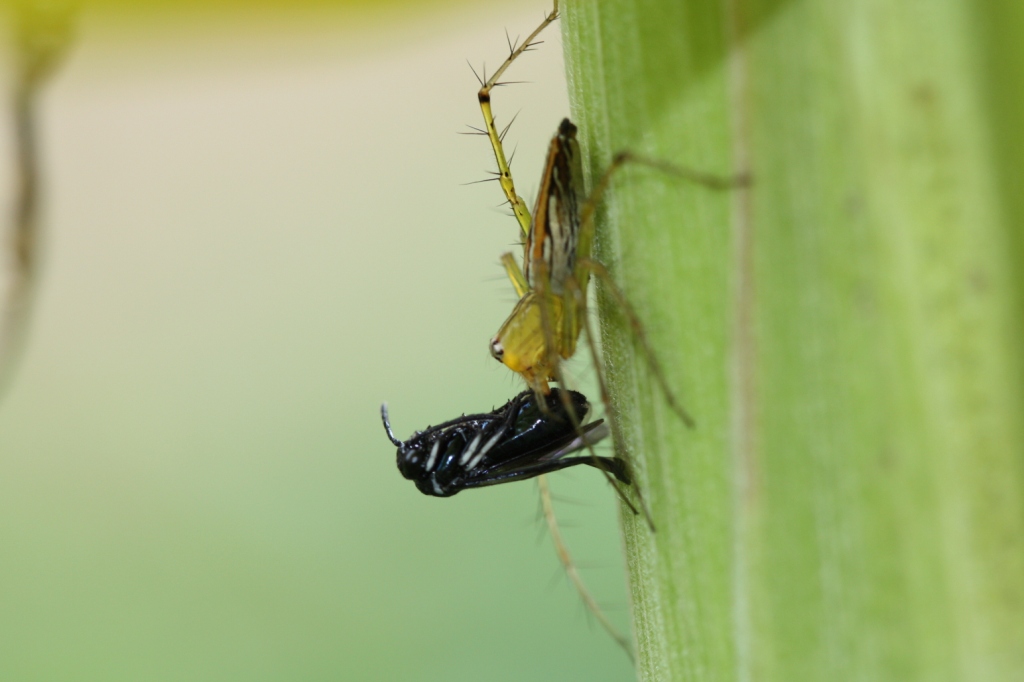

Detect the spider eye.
[{"left": 490, "top": 338, "right": 504, "bottom": 361}]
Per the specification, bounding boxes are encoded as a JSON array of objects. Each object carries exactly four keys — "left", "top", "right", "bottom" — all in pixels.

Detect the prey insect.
[
  {"left": 382, "top": 386, "right": 636, "bottom": 655},
  {"left": 382, "top": 388, "right": 624, "bottom": 497}
]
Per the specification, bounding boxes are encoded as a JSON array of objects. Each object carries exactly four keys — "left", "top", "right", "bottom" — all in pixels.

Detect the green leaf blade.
[{"left": 562, "top": 0, "right": 1024, "bottom": 680}]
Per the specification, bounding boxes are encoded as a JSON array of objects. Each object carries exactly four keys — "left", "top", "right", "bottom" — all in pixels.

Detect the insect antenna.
[{"left": 380, "top": 403, "right": 403, "bottom": 447}]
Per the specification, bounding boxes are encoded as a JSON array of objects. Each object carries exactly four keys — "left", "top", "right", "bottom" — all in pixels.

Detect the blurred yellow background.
[{"left": 0, "top": 1, "right": 634, "bottom": 680}]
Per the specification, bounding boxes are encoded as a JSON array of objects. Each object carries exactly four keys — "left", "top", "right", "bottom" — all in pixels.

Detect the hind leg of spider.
[
  {"left": 545, "top": 320, "right": 645, "bottom": 522},
  {"left": 474, "top": 2, "right": 560, "bottom": 238},
  {"left": 506, "top": 274, "right": 641, "bottom": 654},
  {"left": 578, "top": 256, "right": 696, "bottom": 429},
  {"left": 572, "top": 151, "right": 749, "bottom": 312},
  {"left": 567, "top": 274, "right": 656, "bottom": 531},
  {"left": 537, "top": 474, "right": 634, "bottom": 660},
  {"left": 564, "top": 156, "right": 746, "bottom": 429},
  {"left": 577, "top": 151, "right": 750, "bottom": 240},
  {"left": 507, "top": 255, "right": 649, "bottom": 521},
  {"left": 521, "top": 258, "right": 641, "bottom": 655}
]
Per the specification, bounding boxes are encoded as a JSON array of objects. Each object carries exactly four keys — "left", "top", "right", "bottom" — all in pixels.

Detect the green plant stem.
[{"left": 561, "top": 1, "right": 1024, "bottom": 680}]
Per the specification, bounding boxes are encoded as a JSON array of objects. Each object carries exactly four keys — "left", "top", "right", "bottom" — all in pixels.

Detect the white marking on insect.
[
  {"left": 425, "top": 439, "right": 440, "bottom": 471},
  {"left": 459, "top": 432, "right": 483, "bottom": 466},
  {"left": 467, "top": 429, "right": 504, "bottom": 470},
  {"left": 545, "top": 422, "right": 610, "bottom": 461},
  {"left": 432, "top": 480, "right": 444, "bottom": 496},
  {"left": 477, "top": 429, "right": 505, "bottom": 459}
]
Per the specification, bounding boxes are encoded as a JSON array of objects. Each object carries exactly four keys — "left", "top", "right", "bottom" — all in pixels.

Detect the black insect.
[{"left": 382, "top": 389, "right": 630, "bottom": 497}]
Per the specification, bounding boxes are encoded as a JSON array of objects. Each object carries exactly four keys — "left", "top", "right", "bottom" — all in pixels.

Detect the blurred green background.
[{"left": 0, "top": 1, "right": 634, "bottom": 679}]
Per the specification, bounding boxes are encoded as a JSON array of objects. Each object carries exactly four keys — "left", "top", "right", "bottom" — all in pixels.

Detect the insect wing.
[
  {"left": 542, "top": 419, "right": 610, "bottom": 461},
  {"left": 459, "top": 389, "right": 625, "bottom": 488},
  {"left": 473, "top": 388, "right": 591, "bottom": 469},
  {"left": 474, "top": 420, "right": 605, "bottom": 476}
]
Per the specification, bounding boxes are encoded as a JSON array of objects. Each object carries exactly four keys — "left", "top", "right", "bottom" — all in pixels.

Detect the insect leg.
[
  {"left": 467, "top": 454, "right": 629, "bottom": 488},
  {"left": 476, "top": 2, "right": 560, "bottom": 238}
]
